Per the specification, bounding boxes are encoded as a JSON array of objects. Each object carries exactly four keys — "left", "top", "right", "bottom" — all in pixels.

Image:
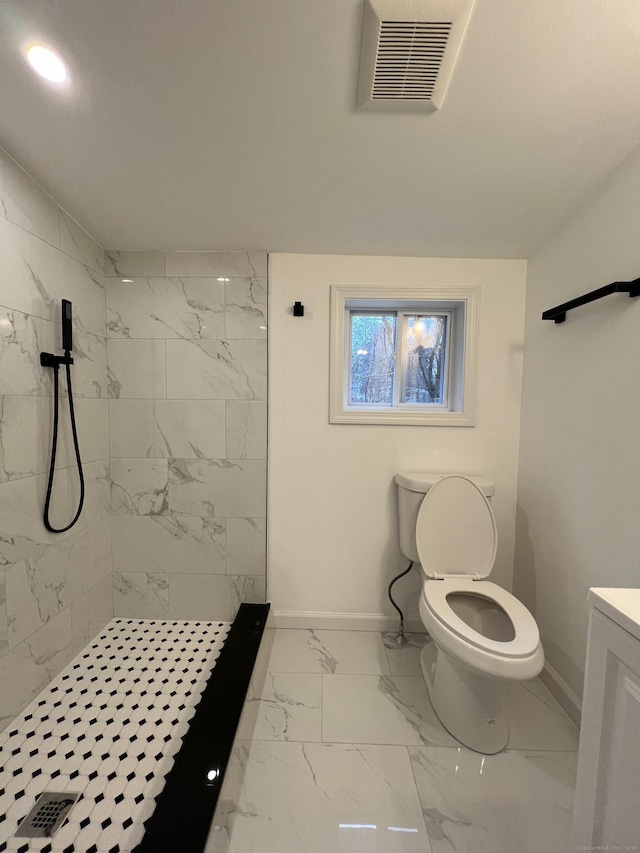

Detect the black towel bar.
[{"left": 542, "top": 278, "right": 640, "bottom": 323}]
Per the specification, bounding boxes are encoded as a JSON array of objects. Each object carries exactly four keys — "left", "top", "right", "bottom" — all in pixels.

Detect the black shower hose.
[{"left": 43, "top": 358, "right": 85, "bottom": 532}]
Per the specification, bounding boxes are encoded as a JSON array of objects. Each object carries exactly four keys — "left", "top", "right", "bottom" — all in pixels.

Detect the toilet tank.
[{"left": 395, "top": 472, "right": 495, "bottom": 564}]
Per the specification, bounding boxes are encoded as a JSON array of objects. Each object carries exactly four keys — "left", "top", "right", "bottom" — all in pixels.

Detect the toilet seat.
[{"left": 422, "top": 578, "right": 540, "bottom": 658}]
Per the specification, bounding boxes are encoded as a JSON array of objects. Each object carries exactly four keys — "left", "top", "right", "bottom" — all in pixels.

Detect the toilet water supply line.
[{"left": 388, "top": 560, "right": 414, "bottom": 645}]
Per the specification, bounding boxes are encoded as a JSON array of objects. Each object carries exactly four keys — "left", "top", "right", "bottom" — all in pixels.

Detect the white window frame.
[{"left": 330, "top": 284, "right": 479, "bottom": 426}]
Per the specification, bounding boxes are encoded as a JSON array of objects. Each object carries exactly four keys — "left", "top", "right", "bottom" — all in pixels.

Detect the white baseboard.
[
  {"left": 268, "top": 610, "right": 425, "bottom": 633},
  {"left": 539, "top": 661, "right": 582, "bottom": 727}
]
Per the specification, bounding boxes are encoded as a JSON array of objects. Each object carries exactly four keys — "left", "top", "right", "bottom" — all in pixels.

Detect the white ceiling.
[{"left": 1, "top": 0, "right": 640, "bottom": 257}]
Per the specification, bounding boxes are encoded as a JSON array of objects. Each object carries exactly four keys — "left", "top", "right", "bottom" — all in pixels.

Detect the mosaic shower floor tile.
[{"left": 0, "top": 618, "right": 230, "bottom": 853}]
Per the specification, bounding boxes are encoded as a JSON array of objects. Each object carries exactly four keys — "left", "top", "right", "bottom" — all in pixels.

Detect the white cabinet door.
[
  {"left": 572, "top": 607, "right": 640, "bottom": 847},
  {"left": 599, "top": 661, "right": 640, "bottom": 843}
]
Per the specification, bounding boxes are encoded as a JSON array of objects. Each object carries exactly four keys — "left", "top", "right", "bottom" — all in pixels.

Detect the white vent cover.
[{"left": 357, "top": 0, "right": 475, "bottom": 111}]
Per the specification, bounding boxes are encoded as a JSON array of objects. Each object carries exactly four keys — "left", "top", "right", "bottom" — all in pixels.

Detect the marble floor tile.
[
  {"left": 237, "top": 671, "right": 322, "bottom": 742},
  {"left": 267, "top": 629, "right": 391, "bottom": 675},
  {"left": 381, "top": 631, "right": 578, "bottom": 751},
  {"left": 212, "top": 740, "right": 431, "bottom": 853},
  {"left": 409, "top": 746, "right": 577, "bottom": 853},
  {"left": 507, "top": 677, "right": 579, "bottom": 751},
  {"left": 383, "top": 632, "right": 431, "bottom": 676},
  {"left": 209, "top": 628, "right": 578, "bottom": 853},
  {"left": 322, "top": 674, "right": 458, "bottom": 747}
]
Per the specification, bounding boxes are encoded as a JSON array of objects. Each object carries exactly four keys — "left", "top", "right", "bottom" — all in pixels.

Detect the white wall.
[
  {"left": 0, "top": 147, "right": 112, "bottom": 730},
  {"left": 516, "top": 148, "right": 640, "bottom": 702},
  {"left": 268, "top": 254, "right": 527, "bottom": 626}
]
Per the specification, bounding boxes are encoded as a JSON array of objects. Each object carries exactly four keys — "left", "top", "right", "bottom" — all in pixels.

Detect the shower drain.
[{"left": 15, "top": 791, "right": 80, "bottom": 838}]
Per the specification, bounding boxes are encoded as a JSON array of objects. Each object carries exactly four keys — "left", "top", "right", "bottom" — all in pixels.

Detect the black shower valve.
[{"left": 40, "top": 351, "right": 74, "bottom": 368}]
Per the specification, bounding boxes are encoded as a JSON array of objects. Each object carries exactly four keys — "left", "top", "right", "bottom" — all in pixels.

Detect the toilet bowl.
[{"left": 395, "top": 472, "right": 544, "bottom": 754}]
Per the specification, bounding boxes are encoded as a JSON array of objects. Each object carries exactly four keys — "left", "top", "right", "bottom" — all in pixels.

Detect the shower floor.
[{"left": 0, "top": 618, "right": 230, "bottom": 853}]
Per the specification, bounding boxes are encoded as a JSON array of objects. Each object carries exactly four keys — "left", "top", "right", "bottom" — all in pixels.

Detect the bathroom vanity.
[{"left": 572, "top": 588, "right": 640, "bottom": 847}]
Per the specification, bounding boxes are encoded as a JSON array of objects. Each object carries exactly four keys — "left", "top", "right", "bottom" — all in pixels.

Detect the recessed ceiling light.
[
  {"left": 26, "top": 44, "right": 69, "bottom": 84},
  {"left": 122, "top": 279, "right": 133, "bottom": 283}
]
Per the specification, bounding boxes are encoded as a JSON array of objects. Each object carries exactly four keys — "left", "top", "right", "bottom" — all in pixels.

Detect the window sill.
[{"left": 329, "top": 408, "right": 476, "bottom": 426}]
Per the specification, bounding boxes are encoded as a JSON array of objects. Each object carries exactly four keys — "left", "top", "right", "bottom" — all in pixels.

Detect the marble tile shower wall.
[
  {"left": 0, "top": 147, "right": 112, "bottom": 731},
  {"left": 105, "top": 250, "right": 267, "bottom": 622}
]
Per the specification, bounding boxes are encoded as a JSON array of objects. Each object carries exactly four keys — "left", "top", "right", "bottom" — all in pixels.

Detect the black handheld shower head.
[{"left": 62, "top": 299, "right": 73, "bottom": 352}]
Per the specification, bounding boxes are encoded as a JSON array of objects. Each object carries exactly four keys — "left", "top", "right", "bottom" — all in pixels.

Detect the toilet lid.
[{"left": 416, "top": 475, "right": 496, "bottom": 579}]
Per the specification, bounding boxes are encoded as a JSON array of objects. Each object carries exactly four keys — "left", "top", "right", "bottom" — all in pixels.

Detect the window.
[
  {"left": 349, "top": 311, "right": 450, "bottom": 407},
  {"left": 330, "top": 285, "right": 479, "bottom": 426}
]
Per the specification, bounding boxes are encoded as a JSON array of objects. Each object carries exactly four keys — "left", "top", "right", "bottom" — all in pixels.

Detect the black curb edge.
[{"left": 133, "top": 602, "right": 270, "bottom": 853}]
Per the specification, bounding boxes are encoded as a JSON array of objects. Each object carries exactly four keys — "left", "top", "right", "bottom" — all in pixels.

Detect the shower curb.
[{"left": 132, "top": 601, "right": 270, "bottom": 853}]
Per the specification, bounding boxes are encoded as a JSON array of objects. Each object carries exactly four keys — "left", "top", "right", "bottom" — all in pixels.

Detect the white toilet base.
[{"left": 420, "top": 642, "right": 509, "bottom": 754}]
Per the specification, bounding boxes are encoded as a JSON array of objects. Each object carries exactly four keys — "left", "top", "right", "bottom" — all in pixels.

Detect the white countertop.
[{"left": 589, "top": 588, "right": 640, "bottom": 643}]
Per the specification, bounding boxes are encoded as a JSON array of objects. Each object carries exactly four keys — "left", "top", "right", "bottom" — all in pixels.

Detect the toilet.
[{"left": 395, "top": 472, "right": 544, "bottom": 754}]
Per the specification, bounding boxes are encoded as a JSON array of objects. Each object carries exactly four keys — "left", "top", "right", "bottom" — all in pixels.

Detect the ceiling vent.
[{"left": 357, "top": 0, "right": 475, "bottom": 111}]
